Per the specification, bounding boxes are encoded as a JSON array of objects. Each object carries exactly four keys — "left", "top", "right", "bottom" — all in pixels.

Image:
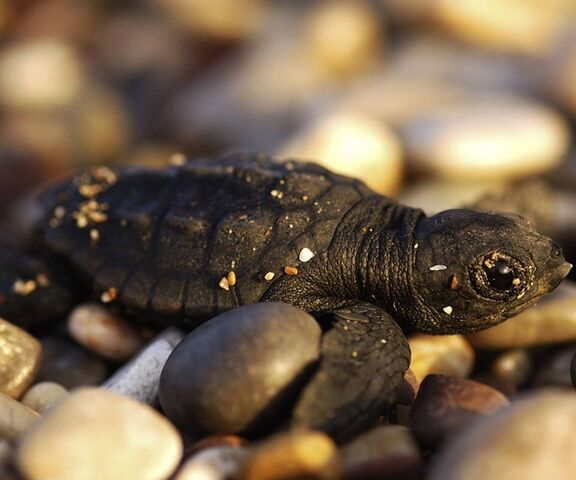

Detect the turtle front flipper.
[
  {"left": 0, "top": 244, "right": 77, "bottom": 328},
  {"left": 291, "top": 301, "right": 410, "bottom": 443}
]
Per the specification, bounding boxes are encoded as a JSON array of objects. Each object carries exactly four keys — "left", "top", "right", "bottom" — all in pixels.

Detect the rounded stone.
[
  {"left": 20, "top": 382, "right": 69, "bottom": 414},
  {"left": 429, "top": 390, "right": 576, "bottom": 480},
  {"left": 467, "top": 281, "right": 576, "bottom": 349},
  {"left": 410, "top": 375, "right": 509, "bottom": 448},
  {"left": 159, "top": 303, "right": 321, "bottom": 436},
  {"left": 401, "top": 96, "right": 569, "bottom": 181},
  {"left": 408, "top": 334, "right": 474, "bottom": 383},
  {"left": 0, "top": 392, "right": 40, "bottom": 440},
  {"left": 491, "top": 349, "right": 533, "bottom": 387},
  {"left": 17, "top": 387, "right": 182, "bottom": 480}
]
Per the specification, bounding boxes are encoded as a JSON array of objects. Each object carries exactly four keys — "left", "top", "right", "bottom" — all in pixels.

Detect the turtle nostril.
[{"left": 550, "top": 241, "right": 563, "bottom": 259}]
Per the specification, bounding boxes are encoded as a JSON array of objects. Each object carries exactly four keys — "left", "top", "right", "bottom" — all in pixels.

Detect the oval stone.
[{"left": 159, "top": 303, "right": 321, "bottom": 435}]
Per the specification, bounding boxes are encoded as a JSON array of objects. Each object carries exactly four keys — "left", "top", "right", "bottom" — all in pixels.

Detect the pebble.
[
  {"left": 341, "top": 425, "right": 421, "bottom": 480},
  {"left": 0, "top": 392, "right": 40, "bottom": 440},
  {"left": 491, "top": 348, "right": 533, "bottom": 387},
  {"left": 17, "top": 387, "right": 182, "bottom": 480},
  {"left": 0, "top": 318, "right": 42, "bottom": 399},
  {"left": 239, "top": 431, "right": 341, "bottom": 480},
  {"left": 36, "top": 336, "right": 108, "bottom": 388},
  {"left": 0, "top": 39, "right": 83, "bottom": 110},
  {"left": 410, "top": 375, "right": 509, "bottom": 448},
  {"left": 20, "top": 382, "right": 69, "bottom": 414},
  {"left": 103, "top": 327, "right": 185, "bottom": 405},
  {"left": 408, "top": 334, "right": 474, "bottom": 383},
  {"left": 429, "top": 390, "right": 576, "bottom": 480},
  {"left": 532, "top": 345, "right": 575, "bottom": 388},
  {"left": 277, "top": 111, "right": 404, "bottom": 195},
  {"left": 467, "top": 281, "right": 576, "bottom": 349},
  {"left": 175, "top": 446, "right": 251, "bottom": 480},
  {"left": 159, "top": 303, "right": 321, "bottom": 435},
  {"left": 400, "top": 95, "right": 569, "bottom": 181},
  {"left": 67, "top": 303, "right": 145, "bottom": 361}
]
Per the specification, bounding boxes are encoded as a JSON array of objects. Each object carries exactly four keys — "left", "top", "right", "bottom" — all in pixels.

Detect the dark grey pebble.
[{"left": 159, "top": 302, "right": 321, "bottom": 436}]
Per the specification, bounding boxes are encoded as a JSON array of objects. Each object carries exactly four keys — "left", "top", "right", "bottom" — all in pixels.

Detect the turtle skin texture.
[{"left": 0, "top": 153, "right": 571, "bottom": 442}]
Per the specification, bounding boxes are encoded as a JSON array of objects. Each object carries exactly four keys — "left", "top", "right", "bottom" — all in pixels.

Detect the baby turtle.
[{"left": 0, "top": 154, "right": 571, "bottom": 440}]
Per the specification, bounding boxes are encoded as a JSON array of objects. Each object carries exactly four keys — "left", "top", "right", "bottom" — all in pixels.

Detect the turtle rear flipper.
[
  {"left": 0, "top": 246, "right": 76, "bottom": 328},
  {"left": 291, "top": 301, "right": 410, "bottom": 443}
]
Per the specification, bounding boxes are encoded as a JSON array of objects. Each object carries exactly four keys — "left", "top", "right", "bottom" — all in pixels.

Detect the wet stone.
[
  {"left": 341, "top": 425, "right": 422, "bottom": 480},
  {"left": 467, "top": 281, "right": 576, "bottom": 349},
  {"left": 67, "top": 303, "right": 146, "bottom": 361},
  {"left": 239, "top": 431, "right": 341, "bottom": 480},
  {"left": 491, "top": 348, "right": 533, "bottom": 387},
  {"left": 429, "top": 390, "right": 576, "bottom": 480},
  {"left": 532, "top": 345, "right": 575, "bottom": 389},
  {"left": 36, "top": 336, "right": 108, "bottom": 389},
  {"left": 21, "top": 382, "right": 69, "bottom": 414},
  {"left": 0, "top": 318, "right": 42, "bottom": 399},
  {"left": 103, "top": 327, "right": 185, "bottom": 405},
  {"left": 411, "top": 375, "right": 509, "bottom": 449},
  {"left": 17, "top": 387, "right": 183, "bottom": 480},
  {"left": 0, "top": 392, "right": 40, "bottom": 440},
  {"left": 159, "top": 303, "right": 321, "bottom": 436},
  {"left": 175, "top": 445, "right": 251, "bottom": 480},
  {"left": 408, "top": 334, "right": 474, "bottom": 383}
]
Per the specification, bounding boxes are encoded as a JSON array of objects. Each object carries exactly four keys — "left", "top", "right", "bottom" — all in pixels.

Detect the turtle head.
[{"left": 406, "top": 209, "right": 571, "bottom": 334}]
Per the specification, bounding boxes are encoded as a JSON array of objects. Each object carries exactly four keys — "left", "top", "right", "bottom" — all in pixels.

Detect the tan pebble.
[
  {"left": 468, "top": 281, "right": 576, "bottom": 348},
  {"left": 17, "top": 387, "right": 182, "bottom": 480},
  {"left": 429, "top": 390, "right": 576, "bottom": 480},
  {"left": 0, "top": 318, "right": 42, "bottom": 399},
  {"left": 491, "top": 349, "right": 533, "bottom": 386},
  {"left": 409, "top": 334, "right": 474, "bottom": 383},
  {"left": 67, "top": 303, "right": 145, "bottom": 361},
  {"left": 411, "top": 374, "right": 509, "bottom": 448},
  {"left": 264, "top": 272, "right": 275, "bottom": 281},
  {"left": 0, "top": 39, "right": 83, "bottom": 110},
  {"left": 239, "top": 431, "right": 341, "bottom": 480},
  {"left": 21, "top": 382, "right": 69, "bottom": 414},
  {"left": 277, "top": 111, "right": 403, "bottom": 196},
  {"left": 284, "top": 266, "right": 298, "bottom": 276},
  {"left": 175, "top": 446, "right": 250, "bottom": 480},
  {"left": 226, "top": 271, "right": 236, "bottom": 287},
  {"left": 218, "top": 277, "right": 230, "bottom": 291},
  {"left": 0, "top": 392, "right": 40, "bottom": 440},
  {"left": 401, "top": 96, "right": 570, "bottom": 181}
]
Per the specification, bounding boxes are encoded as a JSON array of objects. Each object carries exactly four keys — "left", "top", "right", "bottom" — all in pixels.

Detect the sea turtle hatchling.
[{"left": 0, "top": 153, "right": 571, "bottom": 440}]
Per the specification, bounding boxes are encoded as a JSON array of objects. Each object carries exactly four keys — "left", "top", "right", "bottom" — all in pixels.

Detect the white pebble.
[
  {"left": 429, "top": 265, "right": 448, "bottom": 271},
  {"left": 299, "top": 248, "right": 315, "bottom": 263},
  {"left": 443, "top": 306, "right": 453, "bottom": 315}
]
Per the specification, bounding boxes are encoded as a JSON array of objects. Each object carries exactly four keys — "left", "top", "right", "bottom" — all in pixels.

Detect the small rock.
[
  {"left": 467, "top": 281, "right": 576, "bottom": 349},
  {"left": 175, "top": 446, "right": 251, "bottom": 480},
  {"left": 159, "top": 303, "right": 321, "bottom": 436},
  {"left": 532, "top": 345, "right": 575, "bottom": 388},
  {"left": 0, "top": 392, "right": 40, "bottom": 440},
  {"left": 396, "top": 368, "right": 419, "bottom": 405},
  {"left": 239, "top": 431, "right": 341, "bottom": 480},
  {"left": 408, "top": 334, "right": 474, "bottom": 383},
  {"left": 277, "top": 111, "right": 403, "bottom": 196},
  {"left": 68, "top": 303, "right": 145, "bottom": 361},
  {"left": 341, "top": 425, "right": 421, "bottom": 480},
  {"left": 410, "top": 375, "right": 509, "bottom": 448},
  {"left": 187, "top": 435, "right": 246, "bottom": 456},
  {"left": 103, "top": 327, "right": 185, "bottom": 405},
  {"left": 17, "top": 387, "right": 182, "bottom": 480},
  {"left": 20, "top": 382, "right": 69, "bottom": 414},
  {"left": 36, "top": 336, "right": 108, "bottom": 388},
  {"left": 491, "top": 348, "right": 533, "bottom": 387},
  {"left": 0, "top": 318, "right": 42, "bottom": 399},
  {"left": 429, "top": 390, "right": 576, "bottom": 480},
  {"left": 401, "top": 95, "right": 569, "bottom": 181}
]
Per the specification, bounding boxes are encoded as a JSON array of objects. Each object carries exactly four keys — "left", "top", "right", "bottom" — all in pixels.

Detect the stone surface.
[
  {"left": 67, "top": 303, "right": 145, "bottom": 361},
  {"left": 410, "top": 375, "right": 509, "bottom": 448},
  {"left": 408, "top": 334, "right": 474, "bottom": 383},
  {"left": 341, "top": 425, "right": 421, "bottom": 480},
  {"left": 21, "top": 382, "right": 69, "bottom": 414},
  {"left": 468, "top": 281, "right": 576, "bottom": 348},
  {"left": 0, "top": 318, "right": 42, "bottom": 399},
  {"left": 159, "top": 303, "right": 321, "bottom": 435},
  {"left": 103, "top": 327, "right": 184, "bottom": 405},
  {"left": 400, "top": 95, "right": 569, "bottom": 181},
  {"left": 239, "top": 431, "right": 341, "bottom": 480},
  {"left": 0, "top": 392, "right": 40, "bottom": 440},
  {"left": 277, "top": 111, "right": 403, "bottom": 195},
  {"left": 491, "top": 349, "right": 533, "bottom": 387},
  {"left": 429, "top": 390, "right": 576, "bottom": 480},
  {"left": 17, "top": 387, "right": 182, "bottom": 480},
  {"left": 36, "top": 336, "right": 108, "bottom": 388},
  {"left": 175, "top": 446, "right": 250, "bottom": 480},
  {"left": 532, "top": 345, "right": 575, "bottom": 388}
]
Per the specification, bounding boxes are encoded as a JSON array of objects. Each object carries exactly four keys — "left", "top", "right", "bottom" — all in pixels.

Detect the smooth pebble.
[
  {"left": 175, "top": 446, "right": 250, "bottom": 480},
  {"left": 20, "top": 382, "right": 69, "bottom": 414},
  {"left": 0, "top": 392, "right": 40, "bottom": 440}
]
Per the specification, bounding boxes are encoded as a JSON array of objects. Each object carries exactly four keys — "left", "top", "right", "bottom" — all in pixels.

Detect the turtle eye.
[{"left": 484, "top": 261, "right": 515, "bottom": 291}]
